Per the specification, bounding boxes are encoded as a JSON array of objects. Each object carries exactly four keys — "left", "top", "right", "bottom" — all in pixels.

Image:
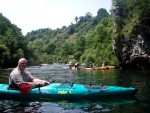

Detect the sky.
[{"left": 0, "top": 0, "right": 112, "bottom": 35}]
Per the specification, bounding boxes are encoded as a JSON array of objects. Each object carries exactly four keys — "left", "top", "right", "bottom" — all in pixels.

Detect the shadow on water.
[{"left": 0, "top": 64, "right": 150, "bottom": 113}]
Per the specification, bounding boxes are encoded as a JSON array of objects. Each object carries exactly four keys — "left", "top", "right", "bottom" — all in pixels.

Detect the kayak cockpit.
[{"left": 84, "top": 84, "right": 108, "bottom": 90}]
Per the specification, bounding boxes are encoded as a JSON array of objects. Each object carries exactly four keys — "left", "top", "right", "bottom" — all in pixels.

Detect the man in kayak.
[
  {"left": 75, "top": 62, "right": 80, "bottom": 70},
  {"left": 9, "top": 58, "right": 50, "bottom": 89}
]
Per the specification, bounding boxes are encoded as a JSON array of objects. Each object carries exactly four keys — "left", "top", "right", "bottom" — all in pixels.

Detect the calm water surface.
[{"left": 0, "top": 64, "right": 150, "bottom": 113}]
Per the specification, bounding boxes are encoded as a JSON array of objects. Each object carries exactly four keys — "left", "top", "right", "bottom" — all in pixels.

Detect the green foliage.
[
  {"left": 97, "top": 8, "right": 109, "bottom": 18},
  {"left": 25, "top": 8, "right": 118, "bottom": 66},
  {"left": 0, "top": 8, "right": 119, "bottom": 68},
  {"left": 1, "top": 1, "right": 148, "bottom": 68},
  {"left": 0, "top": 43, "right": 10, "bottom": 65},
  {"left": 0, "top": 13, "right": 30, "bottom": 68},
  {"left": 113, "top": 0, "right": 150, "bottom": 37},
  {"left": 79, "top": 16, "right": 118, "bottom": 66},
  {"left": 73, "top": 36, "right": 86, "bottom": 60}
]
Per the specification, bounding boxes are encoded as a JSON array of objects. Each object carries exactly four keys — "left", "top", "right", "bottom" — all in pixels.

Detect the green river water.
[{"left": 0, "top": 64, "right": 150, "bottom": 113}]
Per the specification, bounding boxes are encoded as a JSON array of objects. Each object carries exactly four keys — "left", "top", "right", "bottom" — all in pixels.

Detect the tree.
[
  {"left": 0, "top": 13, "right": 31, "bottom": 68},
  {"left": 75, "top": 16, "right": 78, "bottom": 23},
  {"left": 97, "top": 8, "right": 109, "bottom": 18},
  {"left": 85, "top": 12, "right": 92, "bottom": 18},
  {"left": 73, "top": 36, "right": 86, "bottom": 60}
]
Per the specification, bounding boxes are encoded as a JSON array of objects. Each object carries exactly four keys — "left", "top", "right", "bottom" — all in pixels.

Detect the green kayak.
[{"left": 0, "top": 83, "right": 138, "bottom": 100}]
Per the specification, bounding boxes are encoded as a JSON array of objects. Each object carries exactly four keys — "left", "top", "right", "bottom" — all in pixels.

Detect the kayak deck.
[{"left": 0, "top": 83, "right": 138, "bottom": 100}]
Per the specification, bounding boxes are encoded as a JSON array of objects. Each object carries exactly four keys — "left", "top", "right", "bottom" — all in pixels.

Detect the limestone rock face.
[{"left": 112, "top": 0, "right": 150, "bottom": 69}]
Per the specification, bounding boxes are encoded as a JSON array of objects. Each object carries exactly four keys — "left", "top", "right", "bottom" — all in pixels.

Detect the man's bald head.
[
  {"left": 18, "top": 58, "right": 27, "bottom": 64},
  {"left": 18, "top": 58, "right": 27, "bottom": 71}
]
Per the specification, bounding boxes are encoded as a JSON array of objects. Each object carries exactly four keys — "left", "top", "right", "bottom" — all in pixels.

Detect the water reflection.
[
  {"left": 0, "top": 97, "right": 137, "bottom": 113},
  {"left": 72, "top": 69, "right": 118, "bottom": 85}
]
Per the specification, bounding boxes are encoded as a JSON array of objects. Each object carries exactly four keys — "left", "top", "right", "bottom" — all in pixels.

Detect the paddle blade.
[{"left": 18, "top": 83, "right": 32, "bottom": 95}]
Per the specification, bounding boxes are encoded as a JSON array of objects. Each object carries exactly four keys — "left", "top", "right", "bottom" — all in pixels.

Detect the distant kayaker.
[
  {"left": 102, "top": 61, "right": 106, "bottom": 67},
  {"left": 75, "top": 62, "right": 80, "bottom": 70},
  {"left": 9, "top": 58, "right": 50, "bottom": 89},
  {"left": 89, "top": 61, "right": 93, "bottom": 68},
  {"left": 68, "top": 61, "right": 72, "bottom": 69}
]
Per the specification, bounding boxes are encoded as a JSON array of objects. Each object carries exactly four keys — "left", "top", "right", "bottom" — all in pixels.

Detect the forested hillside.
[
  {"left": 0, "top": 13, "right": 31, "bottom": 68},
  {"left": 26, "top": 8, "right": 118, "bottom": 67},
  {"left": 0, "top": 8, "right": 117, "bottom": 68},
  {"left": 0, "top": 0, "right": 150, "bottom": 69},
  {"left": 1, "top": 0, "right": 149, "bottom": 69}
]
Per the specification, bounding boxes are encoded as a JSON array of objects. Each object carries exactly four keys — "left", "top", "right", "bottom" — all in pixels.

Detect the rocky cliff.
[{"left": 112, "top": 0, "right": 150, "bottom": 69}]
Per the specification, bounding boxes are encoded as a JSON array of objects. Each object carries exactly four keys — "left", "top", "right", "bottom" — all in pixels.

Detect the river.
[{"left": 0, "top": 64, "right": 150, "bottom": 113}]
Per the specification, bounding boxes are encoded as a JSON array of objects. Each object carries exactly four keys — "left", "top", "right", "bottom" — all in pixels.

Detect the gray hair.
[{"left": 18, "top": 58, "right": 27, "bottom": 63}]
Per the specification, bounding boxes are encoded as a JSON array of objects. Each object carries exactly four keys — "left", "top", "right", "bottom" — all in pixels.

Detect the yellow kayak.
[{"left": 84, "top": 66, "right": 116, "bottom": 70}]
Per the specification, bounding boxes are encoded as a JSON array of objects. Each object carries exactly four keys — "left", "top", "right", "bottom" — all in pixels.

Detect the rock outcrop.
[{"left": 112, "top": 0, "right": 150, "bottom": 69}]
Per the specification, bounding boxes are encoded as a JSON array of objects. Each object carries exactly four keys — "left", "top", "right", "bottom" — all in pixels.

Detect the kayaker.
[
  {"left": 68, "top": 61, "right": 72, "bottom": 69},
  {"left": 102, "top": 61, "right": 106, "bottom": 67},
  {"left": 9, "top": 58, "right": 50, "bottom": 89},
  {"left": 89, "top": 61, "right": 94, "bottom": 69},
  {"left": 75, "top": 62, "right": 80, "bottom": 70}
]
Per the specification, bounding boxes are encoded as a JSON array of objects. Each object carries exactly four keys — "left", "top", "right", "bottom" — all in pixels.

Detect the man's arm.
[{"left": 33, "top": 78, "right": 50, "bottom": 85}]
